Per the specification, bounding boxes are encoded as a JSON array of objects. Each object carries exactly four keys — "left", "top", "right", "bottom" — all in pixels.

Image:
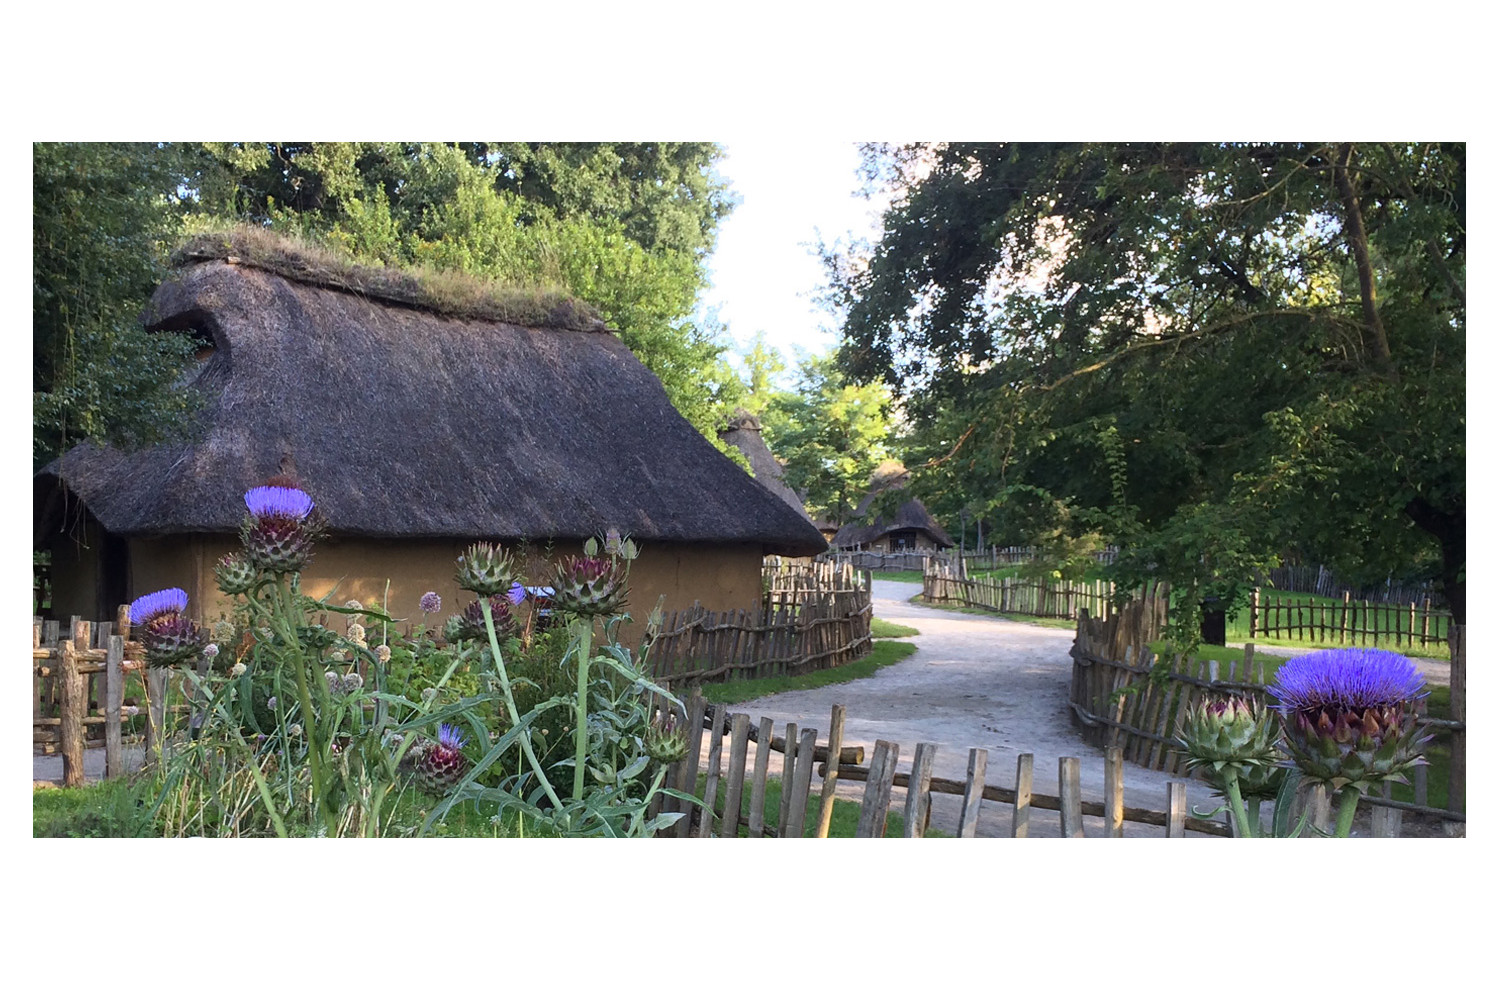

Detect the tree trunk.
[
  {"left": 1405, "top": 497, "right": 1464, "bottom": 623},
  {"left": 1333, "top": 143, "right": 1397, "bottom": 379}
]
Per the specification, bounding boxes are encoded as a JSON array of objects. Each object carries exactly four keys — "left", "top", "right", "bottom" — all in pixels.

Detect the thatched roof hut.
[
  {"left": 36, "top": 232, "right": 827, "bottom": 627},
  {"left": 718, "top": 409, "right": 820, "bottom": 532},
  {"left": 829, "top": 462, "right": 954, "bottom": 552}
]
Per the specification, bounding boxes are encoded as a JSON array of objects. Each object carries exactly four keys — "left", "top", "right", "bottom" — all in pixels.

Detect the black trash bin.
[{"left": 1200, "top": 597, "right": 1227, "bottom": 646}]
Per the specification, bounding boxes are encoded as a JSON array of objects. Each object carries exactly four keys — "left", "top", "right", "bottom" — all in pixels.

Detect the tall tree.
[
  {"left": 827, "top": 142, "right": 1465, "bottom": 619},
  {"left": 763, "top": 354, "right": 895, "bottom": 523},
  {"left": 33, "top": 143, "right": 201, "bottom": 469}
]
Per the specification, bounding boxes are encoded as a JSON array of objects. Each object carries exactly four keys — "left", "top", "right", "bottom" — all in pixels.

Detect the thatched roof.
[
  {"left": 829, "top": 463, "right": 954, "bottom": 549},
  {"left": 718, "top": 409, "right": 819, "bottom": 529},
  {"left": 36, "top": 238, "right": 828, "bottom": 557}
]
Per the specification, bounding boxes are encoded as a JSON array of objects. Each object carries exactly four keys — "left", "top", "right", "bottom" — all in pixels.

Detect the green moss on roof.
[{"left": 172, "top": 226, "right": 606, "bottom": 331}]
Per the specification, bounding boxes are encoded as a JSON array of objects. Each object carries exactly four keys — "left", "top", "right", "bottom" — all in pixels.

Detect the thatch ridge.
[
  {"left": 829, "top": 464, "right": 955, "bottom": 549},
  {"left": 38, "top": 259, "right": 828, "bottom": 557},
  {"left": 719, "top": 409, "right": 819, "bottom": 531},
  {"left": 172, "top": 227, "right": 606, "bottom": 331}
]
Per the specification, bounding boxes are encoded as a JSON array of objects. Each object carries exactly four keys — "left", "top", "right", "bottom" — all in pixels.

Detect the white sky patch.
[{"left": 700, "top": 141, "right": 888, "bottom": 371}]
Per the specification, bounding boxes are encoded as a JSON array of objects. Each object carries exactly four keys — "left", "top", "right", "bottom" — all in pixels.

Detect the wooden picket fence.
[
  {"left": 651, "top": 695, "right": 1229, "bottom": 838},
  {"left": 825, "top": 549, "right": 936, "bottom": 572},
  {"left": 1068, "top": 595, "right": 1467, "bottom": 832},
  {"left": 922, "top": 556, "right": 1118, "bottom": 621},
  {"left": 33, "top": 608, "right": 172, "bottom": 787},
  {"left": 642, "top": 563, "right": 872, "bottom": 687},
  {"left": 1247, "top": 587, "right": 1451, "bottom": 650}
]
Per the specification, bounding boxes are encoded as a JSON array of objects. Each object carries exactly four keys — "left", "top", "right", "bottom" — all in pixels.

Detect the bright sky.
[{"left": 699, "top": 141, "right": 887, "bottom": 375}]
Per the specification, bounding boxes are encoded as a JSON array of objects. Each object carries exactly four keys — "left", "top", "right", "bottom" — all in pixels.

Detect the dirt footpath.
[{"left": 719, "top": 580, "right": 1230, "bottom": 838}]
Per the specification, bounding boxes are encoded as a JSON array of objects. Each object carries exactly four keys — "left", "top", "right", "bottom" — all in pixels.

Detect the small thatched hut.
[
  {"left": 35, "top": 233, "right": 828, "bottom": 633},
  {"left": 829, "top": 462, "right": 954, "bottom": 553},
  {"left": 718, "top": 409, "right": 821, "bottom": 534}
]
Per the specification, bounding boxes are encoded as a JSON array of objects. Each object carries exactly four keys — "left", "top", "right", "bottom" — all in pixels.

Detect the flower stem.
[
  {"left": 1222, "top": 771, "right": 1256, "bottom": 838},
  {"left": 1333, "top": 785, "right": 1363, "bottom": 837},
  {"left": 571, "top": 614, "right": 593, "bottom": 801},
  {"left": 480, "top": 603, "right": 564, "bottom": 813},
  {"left": 276, "top": 574, "right": 327, "bottom": 833}
]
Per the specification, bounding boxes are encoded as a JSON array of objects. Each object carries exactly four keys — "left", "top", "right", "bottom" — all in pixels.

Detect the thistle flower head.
[
  {"left": 551, "top": 554, "right": 628, "bottom": 616},
  {"left": 438, "top": 723, "right": 466, "bottom": 751},
  {"left": 244, "top": 485, "right": 315, "bottom": 520},
  {"left": 419, "top": 591, "right": 443, "bottom": 614},
  {"left": 1177, "top": 694, "right": 1283, "bottom": 798},
  {"left": 455, "top": 542, "right": 516, "bottom": 597},
  {"left": 644, "top": 713, "right": 689, "bottom": 765},
  {"left": 129, "top": 588, "right": 189, "bottom": 626},
  {"left": 1268, "top": 648, "right": 1431, "bottom": 793}
]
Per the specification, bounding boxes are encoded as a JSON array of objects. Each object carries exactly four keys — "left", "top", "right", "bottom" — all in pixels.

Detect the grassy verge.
[
  {"left": 872, "top": 617, "right": 919, "bottom": 638},
  {"left": 700, "top": 639, "right": 919, "bottom": 704},
  {"left": 692, "top": 773, "right": 944, "bottom": 837}
]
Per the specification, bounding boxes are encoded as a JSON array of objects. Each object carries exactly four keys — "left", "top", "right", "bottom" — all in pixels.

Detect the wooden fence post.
[
  {"left": 674, "top": 689, "right": 707, "bottom": 838},
  {"left": 957, "top": 748, "right": 988, "bottom": 838},
  {"left": 721, "top": 713, "right": 751, "bottom": 840},
  {"left": 815, "top": 704, "right": 846, "bottom": 838},
  {"left": 856, "top": 740, "right": 900, "bottom": 838},
  {"left": 696, "top": 704, "right": 727, "bottom": 838},
  {"left": 784, "top": 727, "right": 819, "bottom": 837},
  {"left": 1105, "top": 747, "right": 1124, "bottom": 838},
  {"left": 746, "top": 716, "right": 775, "bottom": 838},
  {"left": 105, "top": 635, "right": 124, "bottom": 778},
  {"left": 1012, "top": 753, "right": 1033, "bottom": 838},
  {"left": 777, "top": 722, "right": 798, "bottom": 834},
  {"left": 1058, "top": 757, "right": 1085, "bottom": 838},
  {"left": 1448, "top": 625, "right": 1465, "bottom": 821},
  {"left": 59, "top": 640, "right": 86, "bottom": 788},
  {"left": 903, "top": 742, "right": 937, "bottom": 838},
  {"left": 1166, "top": 782, "right": 1186, "bottom": 837}
]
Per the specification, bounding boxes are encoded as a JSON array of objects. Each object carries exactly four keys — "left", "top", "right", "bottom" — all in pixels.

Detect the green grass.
[
  {"left": 872, "top": 617, "right": 919, "bottom": 638},
  {"left": 692, "top": 773, "right": 944, "bottom": 837},
  {"left": 700, "top": 639, "right": 919, "bottom": 704}
]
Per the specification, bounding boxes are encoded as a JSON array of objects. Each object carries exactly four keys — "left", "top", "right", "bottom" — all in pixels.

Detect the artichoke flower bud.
[
  {"left": 1177, "top": 694, "right": 1284, "bottom": 797},
  {"left": 214, "top": 552, "right": 259, "bottom": 595},
  {"left": 408, "top": 724, "right": 470, "bottom": 794},
  {"left": 644, "top": 714, "right": 690, "bottom": 765},
  {"left": 1268, "top": 648, "right": 1432, "bottom": 794},
  {"left": 454, "top": 542, "right": 516, "bottom": 597},
  {"left": 551, "top": 555, "right": 629, "bottom": 617},
  {"left": 451, "top": 596, "right": 519, "bottom": 641}
]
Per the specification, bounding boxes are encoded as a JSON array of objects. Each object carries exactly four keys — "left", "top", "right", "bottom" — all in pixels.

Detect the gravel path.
[{"left": 717, "top": 580, "right": 1229, "bottom": 838}]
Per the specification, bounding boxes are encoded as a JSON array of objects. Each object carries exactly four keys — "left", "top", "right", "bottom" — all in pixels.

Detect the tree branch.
[{"left": 1333, "top": 144, "right": 1397, "bottom": 380}]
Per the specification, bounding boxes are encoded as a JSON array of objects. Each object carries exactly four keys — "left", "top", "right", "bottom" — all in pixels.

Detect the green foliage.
[
  {"left": 763, "top": 353, "right": 896, "bottom": 522},
  {"left": 825, "top": 142, "right": 1464, "bottom": 623},
  {"left": 32, "top": 142, "right": 203, "bottom": 468},
  {"left": 33, "top": 780, "right": 155, "bottom": 838}
]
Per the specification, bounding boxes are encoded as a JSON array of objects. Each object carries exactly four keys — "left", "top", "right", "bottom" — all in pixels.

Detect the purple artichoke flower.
[
  {"left": 129, "top": 587, "right": 189, "bottom": 625},
  {"left": 1268, "top": 648, "right": 1431, "bottom": 794},
  {"left": 240, "top": 483, "right": 321, "bottom": 573},
  {"left": 128, "top": 588, "right": 205, "bottom": 668},
  {"left": 244, "top": 485, "right": 315, "bottom": 520}
]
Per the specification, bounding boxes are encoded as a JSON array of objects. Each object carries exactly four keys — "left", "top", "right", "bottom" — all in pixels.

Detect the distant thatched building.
[
  {"left": 718, "top": 409, "right": 821, "bottom": 534},
  {"left": 829, "top": 462, "right": 954, "bottom": 552},
  {"left": 35, "top": 232, "right": 827, "bottom": 631}
]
